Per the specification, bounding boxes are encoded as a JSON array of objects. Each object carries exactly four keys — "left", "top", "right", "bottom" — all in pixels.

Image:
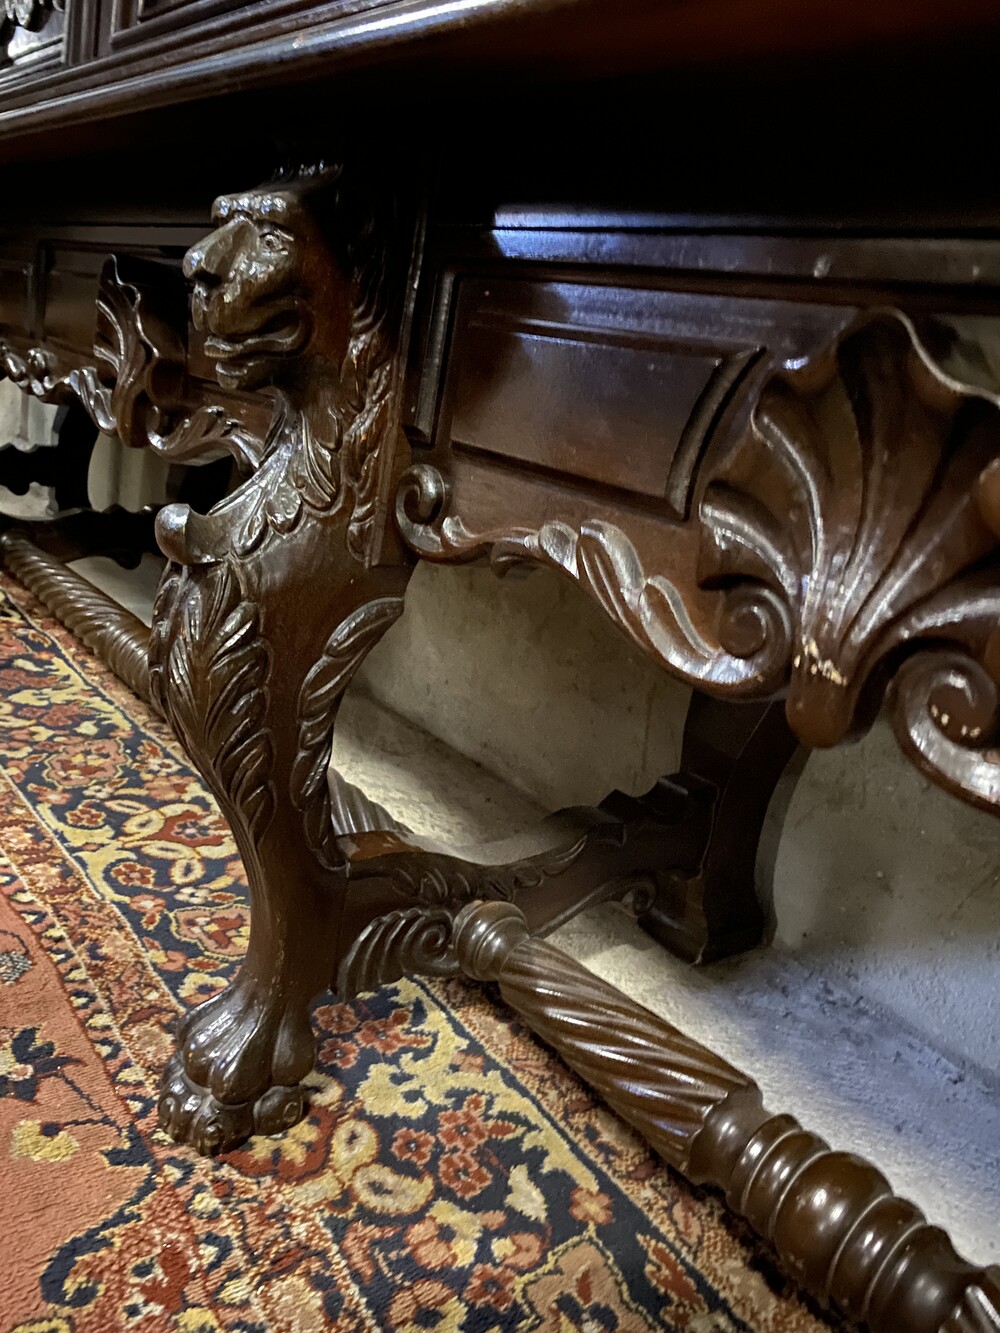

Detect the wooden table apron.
[{"left": 3, "top": 23, "right": 1000, "bottom": 1327}]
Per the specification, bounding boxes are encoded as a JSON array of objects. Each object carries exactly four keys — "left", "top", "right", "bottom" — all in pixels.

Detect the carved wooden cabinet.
[{"left": 3, "top": 3, "right": 1000, "bottom": 1329}]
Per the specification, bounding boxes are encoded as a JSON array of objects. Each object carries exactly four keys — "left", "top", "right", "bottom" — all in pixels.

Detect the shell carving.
[
  {"left": 702, "top": 311, "right": 1000, "bottom": 751},
  {"left": 396, "top": 308, "right": 1000, "bottom": 811}
]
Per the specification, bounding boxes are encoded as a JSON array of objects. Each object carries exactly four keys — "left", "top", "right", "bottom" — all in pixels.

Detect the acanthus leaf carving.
[
  {"left": 396, "top": 472, "right": 792, "bottom": 695},
  {"left": 1, "top": 164, "right": 418, "bottom": 1156},
  {"left": 149, "top": 563, "right": 275, "bottom": 848},
  {"left": 396, "top": 309, "right": 1000, "bottom": 813},
  {"left": 336, "top": 908, "right": 459, "bottom": 999},
  {"left": 291, "top": 595, "right": 405, "bottom": 867}
]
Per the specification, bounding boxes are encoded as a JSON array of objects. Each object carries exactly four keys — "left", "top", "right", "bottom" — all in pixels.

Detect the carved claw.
[
  {"left": 158, "top": 976, "right": 316, "bottom": 1153},
  {"left": 158, "top": 1054, "right": 304, "bottom": 1155}
]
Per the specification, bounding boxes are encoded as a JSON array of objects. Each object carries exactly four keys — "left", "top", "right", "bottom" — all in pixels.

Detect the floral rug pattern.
[{"left": 0, "top": 569, "right": 837, "bottom": 1332}]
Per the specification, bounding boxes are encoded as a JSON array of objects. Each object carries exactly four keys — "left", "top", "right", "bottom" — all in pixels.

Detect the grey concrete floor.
[{"left": 69, "top": 554, "right": 1000, "bottom": 1270}]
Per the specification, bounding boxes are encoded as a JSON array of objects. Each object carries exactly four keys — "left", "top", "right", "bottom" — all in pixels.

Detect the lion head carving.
[{"left": 183, "top": 168, "right": 352, "bottom": 395}]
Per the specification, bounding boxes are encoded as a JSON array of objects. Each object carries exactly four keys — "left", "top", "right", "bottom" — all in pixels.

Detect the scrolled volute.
[{"left": 396, "top": 309, "right": 1000, "bottom": 811}]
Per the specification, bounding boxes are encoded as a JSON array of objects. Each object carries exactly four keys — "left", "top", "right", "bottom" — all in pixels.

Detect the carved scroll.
[
  {"left": 395, "top": 481, "right": 790, "bottom": 694},
  {"left": 397, "top": 310, "right": 1000, "bottom": 813},
  {"left": 337, "top": 832, "right": 593, "bottom": 998},
  {"left": 338, "top": 907, "right": 460, "bottom": 997},
  {"left": 1, "top": 261, "right": 261, "bottom": 473},
  {"left": 454, "top": 901, "right": 1000, "bottom": 1333}
]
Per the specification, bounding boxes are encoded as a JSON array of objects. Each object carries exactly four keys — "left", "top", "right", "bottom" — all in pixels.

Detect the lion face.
[{"left": 184, "top": 186, "right": 343, "bottom": 393}]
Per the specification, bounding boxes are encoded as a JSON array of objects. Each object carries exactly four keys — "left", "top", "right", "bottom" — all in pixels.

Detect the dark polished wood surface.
[
  {"left": 2, "top": 5, "right": 999, "bottom": 1328},
  {"left": 2, "top": 0, "right": 1000, "bottom": 151}
]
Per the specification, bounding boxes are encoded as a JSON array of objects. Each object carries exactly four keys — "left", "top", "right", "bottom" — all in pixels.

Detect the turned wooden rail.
[
  {"left": 452, "top": 900, "right": 1000, "bottom": 1333},
  {"left": 0, "top": 531, "right": 156, "bottom": 709}
]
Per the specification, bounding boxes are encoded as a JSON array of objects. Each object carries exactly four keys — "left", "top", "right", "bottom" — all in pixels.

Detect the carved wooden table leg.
[
  {"left": 144, "top": 166, "right": 420, "bottom": 1153},
  {"left": 454, "top": 901, "right": 1000, "bottom": 1333},
  {"left": 151, "top": 521, "right": 409, "bottom": 1153}
]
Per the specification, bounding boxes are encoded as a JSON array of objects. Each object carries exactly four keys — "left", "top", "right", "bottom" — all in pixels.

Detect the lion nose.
[{"left": 183, "top": 220, "right": 240, "bottom": 284}]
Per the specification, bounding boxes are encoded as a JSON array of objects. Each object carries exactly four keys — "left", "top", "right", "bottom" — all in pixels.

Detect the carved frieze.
[{"left": 397, "top": 310, "right": 1000, "bottom": 813}]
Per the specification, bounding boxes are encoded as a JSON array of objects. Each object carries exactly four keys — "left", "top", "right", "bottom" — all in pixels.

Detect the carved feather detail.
[
  {"left": 292, "top": 595, "right": 405, "bottom": 865},
  {"left": 150, "top": 563, "right": 275, "bottom": 844}
]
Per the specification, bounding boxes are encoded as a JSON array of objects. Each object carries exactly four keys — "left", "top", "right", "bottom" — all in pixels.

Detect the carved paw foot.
[
  {"left": 157, "top": 977, "right": 315, "bottom": 1154},
  {"left": 158, "top": 1054, "right": 305, "bottom": 1154}
]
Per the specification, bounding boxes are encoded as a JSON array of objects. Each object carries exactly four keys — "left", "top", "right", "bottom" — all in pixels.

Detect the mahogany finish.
[
  {"left": 454, "top": 901, "right": 1000, "bottom": 1333},
  {"left": 1, "top": 4, "right": 1000, "bottom": 1327}
]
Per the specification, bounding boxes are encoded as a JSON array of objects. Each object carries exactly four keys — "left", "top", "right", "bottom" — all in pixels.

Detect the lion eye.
[{"left": 259, "top": 230, "right": 285, "bottom": 254}]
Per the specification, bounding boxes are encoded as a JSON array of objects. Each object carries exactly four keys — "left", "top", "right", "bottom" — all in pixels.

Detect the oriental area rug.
[{"left": 0, "top": 567, "right": 839, "bottom": 1333}]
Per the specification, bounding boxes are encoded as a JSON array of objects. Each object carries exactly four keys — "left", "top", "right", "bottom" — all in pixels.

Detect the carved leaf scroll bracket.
[
  {"left": 1, "top": 258, "right": 262, "bottom": 473},
  {"left": 396, "top": 310, "right": 1000, "bottom": 813},
  {"left": 395, "top": 470, "right": 793, "bottom": 695}
]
